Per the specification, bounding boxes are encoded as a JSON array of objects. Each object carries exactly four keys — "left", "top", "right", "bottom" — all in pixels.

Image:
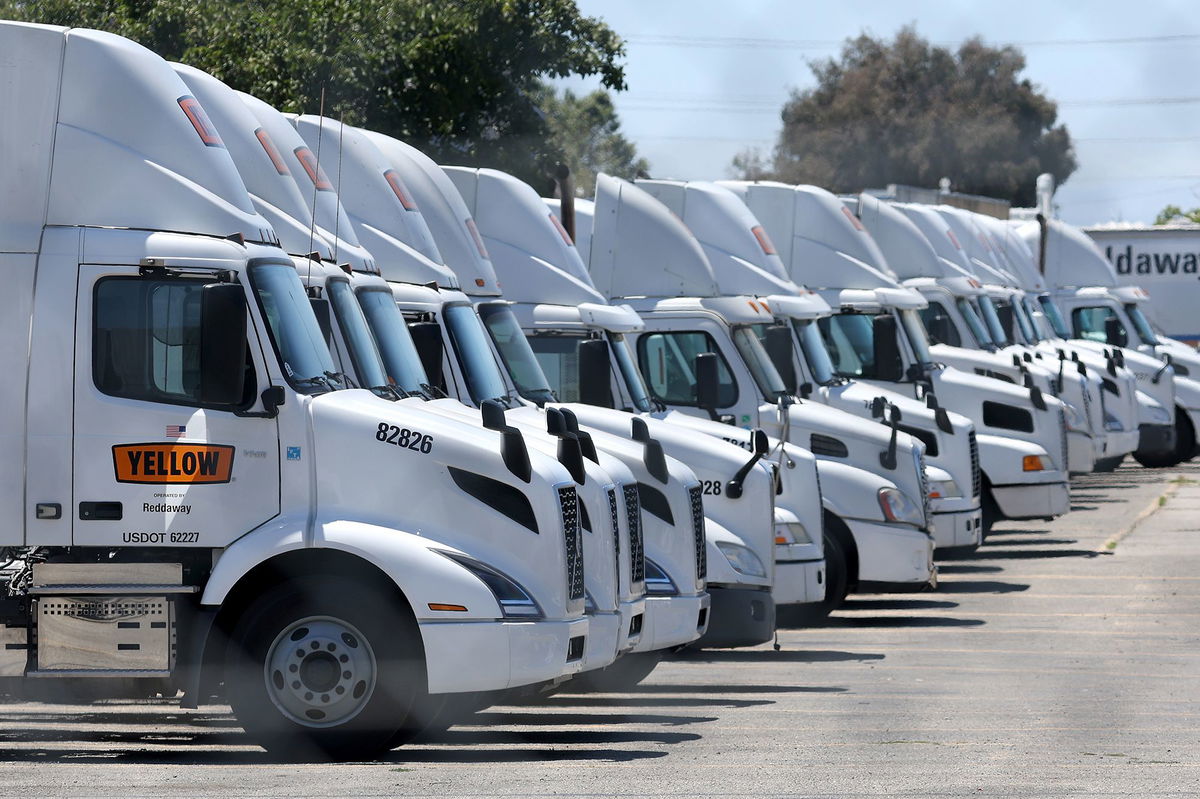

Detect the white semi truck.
[
  {"left": 333, "top": 130, "right": 786, "bottom": 649},
  {"left": 636, "top": 179, "right": 984, "bottom": 554},
  {"left": 1020, "top": 219, "right": 1200, "bottom": 466},
  {"left": 856, "top": 199, "right": 1132, "bottom": 472},
  {"left": 570, "top": 175, "right": 937, "bottom": 601},
  {"left": 439, "top": 165, "right": 831, "bottom": 622},
  {"left": 171, "top": 64, "right": 642, "bottom": 717},
  {"left": 725, "top": 182, "right": 1071, "bottom": 532},
  {"left": 0, "top": 23, "right": 592, "bottom": 758}
]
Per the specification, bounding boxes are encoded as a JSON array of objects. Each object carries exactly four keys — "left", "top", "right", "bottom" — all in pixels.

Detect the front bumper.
[
  {"left": 631, "top": 592, "right": 710, "bottom": 653},
  {"left": 1067, "top": 430, "right": 1095, "bottom": 474},
  {"left": 931, "top": 506, "right": 983, "bottom": 551},
  {"left": 774, "top": 557, "right": 826, "bottom": 606},
  {"left": 1102, "top": 428, "right": 1140, "bottom": 459},
  {"left": 844, "top": 518, "right": 936, "bottom": 587},
  {"left": 694, "top": 585, "right": 775, "bottom": 649},
  {"left": 421, "top": 615, "right": 590, "bottom": 694},
  {"left": 578, "top": 611, "right": 621, "bottom": 674},
  {"left": 990, "top": 480, "right": 1070, "bottom": 520},
  {"left": 1136, "top": 422, "right": 1176, "bottom": 457}
]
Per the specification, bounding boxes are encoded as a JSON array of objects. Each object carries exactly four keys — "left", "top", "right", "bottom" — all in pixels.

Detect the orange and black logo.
[{"left": 113, "top": 444, "right": 235, "bottom": 485}]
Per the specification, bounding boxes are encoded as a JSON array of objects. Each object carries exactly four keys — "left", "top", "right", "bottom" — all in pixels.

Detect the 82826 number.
[{"left": 375, "top": 422, "right": 434, "bottom": 454}]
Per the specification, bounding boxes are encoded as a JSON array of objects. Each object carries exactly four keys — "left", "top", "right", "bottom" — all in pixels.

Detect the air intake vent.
[
  {"left": 688, "top": 485, "right": 707, "bottom": 581},
  {"left": 607, "top": 487, "right": 621, "bottom": 580},
  {"left": 558, "top": 486, "right": 585, "bottom": 601},
  {"left": 449, "top": 468, "right": 538, "bottom": 533},
  {"left": 1058, "top": 408, "right": 1069, "bottom": 472},
  {"left": 622, "top": 484, "right": 646, "bottom": 585},
  {"left": 810, "top": 433, "right": 848, "bottom": 458},
  {"left": 968, "top": 431, "right": 981, "bottom": 499}
]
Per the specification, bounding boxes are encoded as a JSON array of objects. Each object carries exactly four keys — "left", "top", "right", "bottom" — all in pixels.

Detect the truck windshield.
[
  {"left": 477, "top": 303, "right": 557, "bottom": 406},
  {"left": 1125, "top": 304, "right": 1159, "bottom": 345},
  {"left": 249, "top": 262, "right": 343, "bottom": 394},
  {"left": 327, "top": 278, "right": 389, "bottom": 391},
  {"left": 956, "top": 297, "right": 993, "bottom": 348},
  {"left": 899, "top": 309, "right": 934, "bottom": 364},
  {"left": 975, "top": 296, "right": 1011, "bottom": 346},
  {"left": 443, "top": 302, "right": 510, "bottom": 405},
  {"left": 817, "top": 313, "right": 879, "bottom": 378},
  {"left": 793, "top": 319, "right": 837, "bottom": 384},
  {"left": 1038, "top": 295, "right": 1071, "bottom": 339},
  {"left": 356, "top": 287, "right": 431, "bottom": 394},
  {"left": 731, "top": 325, "right": 790, "bottom": 402},
  {"left": 1011, "top": 297, "right": 1041, "bottom": 344},
  {"left": 610, "top": 332, "right": 653, "bottom": 412}
]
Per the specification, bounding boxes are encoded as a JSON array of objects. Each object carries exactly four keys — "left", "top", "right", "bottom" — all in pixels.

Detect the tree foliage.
[
  {"left": 535, "top": 86, "right": 649, "bottom": 197},
  {"left": 737, "top": 26, "right": 1076, "bottom": 205},
  {"left": 0, "top": 0, "right": 628, "bottom": 186},
  {"left": 1154, "top": 205, "right": 1200, "bottom": 225}
]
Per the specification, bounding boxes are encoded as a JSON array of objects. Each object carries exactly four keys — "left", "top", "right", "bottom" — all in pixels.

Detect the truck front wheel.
[{"left": 224, "top": 576, "right": 420, "bottom": 759}]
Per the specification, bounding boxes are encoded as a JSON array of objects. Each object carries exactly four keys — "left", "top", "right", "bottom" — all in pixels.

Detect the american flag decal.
[{"left": 165, "top": 425, "right": 186, "bottom": 439}]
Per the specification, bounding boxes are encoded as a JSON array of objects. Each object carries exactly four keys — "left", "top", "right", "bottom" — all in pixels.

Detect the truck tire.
[
  {"left": 776, "top": 531, "right": 848, "bottom": 627},
  {"left": 224, "top": 575, "right": 420, "bottom": 759}
]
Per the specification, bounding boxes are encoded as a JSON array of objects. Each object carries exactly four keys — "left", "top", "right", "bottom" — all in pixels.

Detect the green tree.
[
  {"left": 1154, "top": 205, "right": 1200, "bottom": 225},
  {"left": 737, "top": 26, "right": 1076, "bottom": 205},
  {"left": 0, "top": 0, "right": 627, "bottom": 186},
  {"left": 535, "top": 86, "right": 648, "bottom": 197}
]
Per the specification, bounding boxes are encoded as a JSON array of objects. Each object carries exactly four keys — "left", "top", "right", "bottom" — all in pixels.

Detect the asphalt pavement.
[{"left": 2, "top": 461, "right": 1198, "bottom": 798}]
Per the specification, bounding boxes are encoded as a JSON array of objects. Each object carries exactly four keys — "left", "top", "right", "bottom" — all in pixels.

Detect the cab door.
[{"left": 72, "top": 265, "right": 281, "bottom": 548}]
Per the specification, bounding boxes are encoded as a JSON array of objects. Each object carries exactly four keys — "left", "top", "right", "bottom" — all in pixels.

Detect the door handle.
[{"left": 79, "top": 502, "right": 123, "bottom": 521}]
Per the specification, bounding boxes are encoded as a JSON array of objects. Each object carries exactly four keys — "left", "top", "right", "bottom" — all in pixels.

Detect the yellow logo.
[{"left": 112, "top": 443, "right": 235, "bottom": 484}]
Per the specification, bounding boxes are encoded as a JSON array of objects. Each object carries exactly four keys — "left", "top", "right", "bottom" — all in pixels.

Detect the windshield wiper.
[
  {"left": 293, "top": 375, "right": 337, "bottom": 392},
  {"left": 325, "top": 370, "right": 354, "bottom": 389},
  {"left": 420, "top": 382, "right": 446, "bottom": 399}
]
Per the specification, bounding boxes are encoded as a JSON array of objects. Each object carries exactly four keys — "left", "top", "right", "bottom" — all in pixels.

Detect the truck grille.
[
  {"left": 558, "top": 486, "right": 585, "bottom": 601},
  {"left": 1058, "top": 408, "right": 1069, "bottom": 472},
  {"left": 688, "top": 485, "right": 707, "bottom": 581},
  {"left": 622, "top": 484, "right": 646, "bottom": 585},
  {"left": 915, "top": 449, "right": 932, "bottom": 527},
  {"left": 607, "top": 487, "right": 621, "bottom": 580},
  {"left": 968, "top": 431, "right": 981, "bottom": 499}
]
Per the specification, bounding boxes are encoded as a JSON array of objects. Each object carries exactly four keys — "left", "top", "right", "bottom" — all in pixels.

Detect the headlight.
[
  {"left": 1022, "top": 454, "right": 1048, "bottom": 472},
  {"left": 1062, "top": 401, "right": 1087, "bottom": 432},
  {"left": 715, "top": 542, "right": 767, "bottom": 578},
  {"left": 437, "top": 551, "right": 543, "bottom": 618},
  {"left": 877, "top": 487, "right": 924, "bottom": 526},
  {"left": 643, "top": 557, "right": 679, "bottom": 595},
  {"left": 774, "top": 522, "right": 813, "bottom": 545},
  {"left": 1103, "top": 411, "right": 1124, "bottom": 432},
  {"left": 1146, "top": 404, "right": 1170, "bottom": 424},
  {"left": 927, "top": 479, "right": 961, "bottom": 499}
]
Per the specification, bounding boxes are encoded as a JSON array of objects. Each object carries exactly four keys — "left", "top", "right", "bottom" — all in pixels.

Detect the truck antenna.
[
  {"left": 332, "top": 111, "right": 345, "bottom": 266},
  {"left": 306, "top": 87, "right": 326, "bottom": 285}
]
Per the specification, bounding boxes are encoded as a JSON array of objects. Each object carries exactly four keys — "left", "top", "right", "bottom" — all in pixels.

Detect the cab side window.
[
  {"left": 1071, "top": 306, "right": 1126, "bottom": 347},
  {"left": 637, "top": 331, "right": 737, "bottom": 407},
  {"left": 93, "top": 277, "right": 254, "bottom": 407},
  {"left": 918, "top": 301, "right": 961, "bottom": 347}
]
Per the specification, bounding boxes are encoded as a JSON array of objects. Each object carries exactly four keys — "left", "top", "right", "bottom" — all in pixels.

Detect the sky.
[{"left": 556, "top": 0, "right": 1200, "bottom": 226}]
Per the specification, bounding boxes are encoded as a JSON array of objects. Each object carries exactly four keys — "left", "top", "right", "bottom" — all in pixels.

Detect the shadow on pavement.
[
  {"left": 953, "top": 548, "right": 1111, "bottom": 561},
  {"left": 934, "top": 564, "right": 1003, "bottom": 574},
  {"left": 531, "top": 695, "right": 775, "bottom": 709},
  {"left": 630, "top": 679, "right": 860, "bottom": 691},
  {"left": 389, "top": 746, "right": 668, "bottom": 763},
  {"left": 472, "top": 711, "right": 717, "bottom": 727},
  {"left": 839, "top": 598, "right": 959, "bottom": 611},
  {"left": 822, "top": 616, "right": 985, "bottom": 628},
  {"left": 934, "top": 580, "right": 1030, "bottom": 594}
]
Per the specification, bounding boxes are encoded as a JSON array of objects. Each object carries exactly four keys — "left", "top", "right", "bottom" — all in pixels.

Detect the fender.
[
  {"left": 815, "top": 459, "right": 896, "bottom": 524},
  {"left": 974, "top": 432, "right": 1059, "bottom": 486},
  {"left": 202, "top": 514, "right": 502, "bottom": 621}
]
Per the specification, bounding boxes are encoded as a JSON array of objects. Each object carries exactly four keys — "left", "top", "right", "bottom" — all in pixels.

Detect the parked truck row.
[{"left": 1, "top": 22, "right": 1186, "bottom": 759}]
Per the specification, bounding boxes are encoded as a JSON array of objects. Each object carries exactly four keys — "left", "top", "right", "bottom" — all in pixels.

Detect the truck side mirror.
[
  {"left": 577, "top": 338, "right": 614, "bottom": 408},
  {"left": 1105, "top": 316, "right": 1127, "bottom": 348},
  {"left": 762, "top": 324, "right": 797, "bottom": 395},
  {"left": 409, "top": 321, "right": 445, "bottom": 388},
  {"left": 871, "top": 314, "right": 905, "bottom": 382},
  {"left": 200, "top": 283, "right": 248, "bottom": 406},
  {"left": 694, "top": 352, "right": 721, "bottom": 419}
]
